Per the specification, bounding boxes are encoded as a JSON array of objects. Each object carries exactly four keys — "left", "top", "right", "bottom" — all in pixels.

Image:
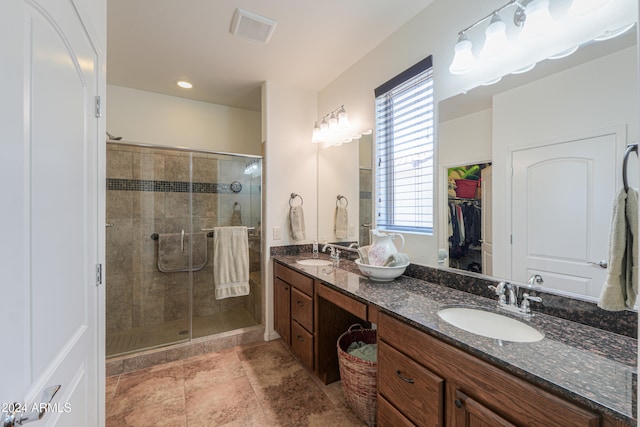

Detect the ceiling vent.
[{"left": 230, "top": 8, "right": 277, "bottom": 44}]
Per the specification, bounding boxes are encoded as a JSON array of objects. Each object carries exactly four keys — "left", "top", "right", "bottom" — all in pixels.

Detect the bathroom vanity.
[{"left": 272, "top": 255, "right": 637, "bottom": 426}]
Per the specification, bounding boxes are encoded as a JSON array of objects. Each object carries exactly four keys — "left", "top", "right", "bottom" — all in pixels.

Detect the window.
[{"left": 374, "top": 56, "right": 434, "bottom": 234}]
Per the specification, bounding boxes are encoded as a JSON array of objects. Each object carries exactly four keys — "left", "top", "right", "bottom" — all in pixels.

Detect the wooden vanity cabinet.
[
  {"left": 377, "top": 312, "right": 602, "bottom": 427},
  {"left": 273, "top": 277, "right": 291, "bottom": 345},
  {"left": 274, "top": 261, "right": 315, "bottom": 370}
]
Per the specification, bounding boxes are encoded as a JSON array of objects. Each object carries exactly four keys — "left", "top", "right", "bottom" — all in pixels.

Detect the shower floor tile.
[
  {"left": 107, "top": 309, "right": 258, "bottom": 357},
  {"left": 106, "top": 340, "right": 367, "bottom": 427}
]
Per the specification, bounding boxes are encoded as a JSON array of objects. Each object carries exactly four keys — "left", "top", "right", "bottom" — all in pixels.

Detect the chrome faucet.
[
  {"left": 322, "top": 245, "right": 341, "bottom": 267},
  {"left": 488, "top": 281, "right": 542, "bottom": 320},
  {"left": 527, "top": 274, "right": 544, "bottom": 288}
]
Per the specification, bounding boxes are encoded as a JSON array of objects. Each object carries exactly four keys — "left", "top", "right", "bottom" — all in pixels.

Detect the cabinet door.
[
  {"left": 452, "top": 389, "right": 515, "bottom": 427},
  {"left": 274, "top": 277, "right": 291, "bottom": 345}
]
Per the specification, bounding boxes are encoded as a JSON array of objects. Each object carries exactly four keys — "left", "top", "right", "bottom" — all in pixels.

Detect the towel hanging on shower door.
[{"left": 212, "top": 226, "right": 250, "bottom": 300}]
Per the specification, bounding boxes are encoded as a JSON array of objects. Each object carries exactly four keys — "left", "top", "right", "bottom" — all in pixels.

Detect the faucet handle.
[
  {"left": 488, "top": 282, "right": 505, "bottom": 295},
  {"left": 522, "top": 293, "right": 542, "bottom": 303},
  {"left": 521, "top": 293, "right": 542, "bottom": 314}
]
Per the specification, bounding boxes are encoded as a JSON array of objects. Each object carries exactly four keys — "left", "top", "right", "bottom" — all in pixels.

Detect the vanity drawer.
[
  {"left": 378, "top": 340, "right": 444, "bottom": 426},
  {"left": 291, "top": 320, "right": 314, "bottom": 370},
  {"left": 291, "top": 287, "right": 313, "bottom": 332},
  {"left": 275, "top": 262, "right": 314, "bottom": 296},
  {"left": 377, "top": 395, "right": 416, "bottom": 427}
]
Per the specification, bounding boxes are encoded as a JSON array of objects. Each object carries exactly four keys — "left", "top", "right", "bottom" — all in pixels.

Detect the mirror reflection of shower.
[{"left": 105, "top": 142, "right": 263, "bottom": 357}]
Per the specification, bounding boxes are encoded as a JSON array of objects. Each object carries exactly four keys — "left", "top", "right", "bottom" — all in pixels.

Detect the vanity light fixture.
[
  {"left": 311, "top": 105, "right": 365, "bottom": 147},
  {"left": 177, "top": 81, "right": 193, "bottom": 89},
  {"left": 448, "top": 0, "right": 636, "bottom": 79}
]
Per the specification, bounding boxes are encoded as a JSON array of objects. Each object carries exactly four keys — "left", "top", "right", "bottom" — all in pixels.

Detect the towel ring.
[
  {"left": 336, "top": 195, "right": 348, "bottom": 208},
  {"left": 289, "top": 193, "right": 303, "bottom": 207}
]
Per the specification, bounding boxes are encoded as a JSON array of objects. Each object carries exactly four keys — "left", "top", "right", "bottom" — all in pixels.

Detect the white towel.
[
  {"left": 289, "top": 205, "right": 306, "bottom": 241},
  {"left": 334, "top": 206, "right": 348, "bottom": 239},
  {"left": 598, "top": 188, "right": 638, "bottom": 310},
  {"left": 213, "top": 226, "right": 250, "bottom": 300}
]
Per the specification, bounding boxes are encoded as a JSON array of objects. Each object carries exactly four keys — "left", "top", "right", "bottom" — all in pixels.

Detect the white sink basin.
[
  {"left": 296, "top": 259, "right": 333, "bottom": 266},
  {"left": 438, "top": 306, "right": 544, "bottom": 343}
]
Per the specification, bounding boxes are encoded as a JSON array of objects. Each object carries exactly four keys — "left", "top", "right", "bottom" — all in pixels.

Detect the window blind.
[{"left": 375, "top": 56, "right": 434, "bottom": 234}]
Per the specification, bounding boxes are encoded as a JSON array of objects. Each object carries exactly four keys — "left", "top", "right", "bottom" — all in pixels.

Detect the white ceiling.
[{"left": 107, "top": 0, "right": 435, "bottom": 112}]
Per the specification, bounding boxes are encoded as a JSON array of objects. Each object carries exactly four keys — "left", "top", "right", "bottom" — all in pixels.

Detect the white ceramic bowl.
[{"left": 355, "top": 258, "right": 409, "bottom": 281}]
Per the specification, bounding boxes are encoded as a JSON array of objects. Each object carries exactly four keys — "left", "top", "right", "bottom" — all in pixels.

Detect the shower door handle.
[{"left": 181, "top": 229, "right": 185, "bottom": 252}]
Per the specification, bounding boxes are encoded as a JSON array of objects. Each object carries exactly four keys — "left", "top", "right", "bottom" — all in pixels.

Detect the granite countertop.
[{"left": 273, "top": 253, "right": 638, "bottom": 425}]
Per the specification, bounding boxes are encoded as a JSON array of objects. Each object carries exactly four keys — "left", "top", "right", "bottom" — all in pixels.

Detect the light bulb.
[
  {"left": 312, "top": 122, "right": 322, "bottom": 143},
  {"left": 449, "top": 33, "right": 475, "bottom": 75},
  {"left": 337, "top": 106, "right": 350, "bottom": 128},
  {"left": 520, "top": 0, "right": 555, "bottom": 40},
  {"left": 480, "top": 14, "right": 509, "bottom": 59}
]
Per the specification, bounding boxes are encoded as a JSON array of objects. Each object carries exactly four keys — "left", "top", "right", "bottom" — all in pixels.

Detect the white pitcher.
[{"left": 368, "top": 230, "right": 405, "bottom": 266}]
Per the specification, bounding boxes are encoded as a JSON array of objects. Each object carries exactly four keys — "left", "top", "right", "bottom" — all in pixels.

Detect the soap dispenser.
[{"left": 312, "top": 241, "right": 319, "bottom": 258}]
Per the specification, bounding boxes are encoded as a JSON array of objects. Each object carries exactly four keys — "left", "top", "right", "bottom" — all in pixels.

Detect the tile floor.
[{"left": 106, "top": 340, "right": 367, "bottom": 426}]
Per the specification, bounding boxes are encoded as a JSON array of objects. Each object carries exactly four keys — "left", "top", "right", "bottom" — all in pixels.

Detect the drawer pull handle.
[
  {"left": 296, "top": 335, "right": 304, "bottom": 342},
  {"left": 296, "top": 301, "right": 304, "bottom": 307},
  {"left": 454, "top": 399, "right": 463, "bottom": 409},
  {"left": 396, "top": 370, "right": 414, "bottom": 384}
]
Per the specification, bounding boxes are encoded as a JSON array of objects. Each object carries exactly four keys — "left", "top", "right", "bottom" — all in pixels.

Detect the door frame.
[{"left": 439, "top": 159, "right": 491, "bottom": 269}]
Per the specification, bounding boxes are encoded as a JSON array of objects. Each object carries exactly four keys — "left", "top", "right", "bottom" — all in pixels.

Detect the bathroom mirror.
[
  {"left": 317, "top": 134, "right": 372, "bottom": 247},
  {"left": 435, "top": 29, "right": 639, "bottom": 302},
  {"left": 317, "top": 28, "right": 639, "bottom": 303}
]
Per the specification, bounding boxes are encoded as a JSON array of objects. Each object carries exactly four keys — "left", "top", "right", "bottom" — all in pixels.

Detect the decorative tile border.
[{"left": 107, "top": 178, "right": 235, "bottom": 194}]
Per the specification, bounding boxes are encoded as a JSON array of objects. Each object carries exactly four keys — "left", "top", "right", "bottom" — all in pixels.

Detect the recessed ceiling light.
[{"left": 177, "top": 81, "right": 193, "bottom": 89}]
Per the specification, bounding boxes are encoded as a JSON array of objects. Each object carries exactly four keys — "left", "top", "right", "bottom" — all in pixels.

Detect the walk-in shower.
[{"left": 105, "top": 142, "right": 262, "bottom": 357}]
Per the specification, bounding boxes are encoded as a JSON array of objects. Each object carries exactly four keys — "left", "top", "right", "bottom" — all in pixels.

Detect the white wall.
[
  {"left": 262, "top": 81, "right": 318, "bottom": 339},
  {"left": 492, "top": 46, "right": 638, "bottom": 279},
  {"left": 107, "top": 85, "right": 261, "bottom": 155}
]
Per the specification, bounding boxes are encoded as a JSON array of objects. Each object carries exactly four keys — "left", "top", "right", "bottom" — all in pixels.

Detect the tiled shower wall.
[{"left": 106, "top": 143, "right": 262, "bottom": 337}]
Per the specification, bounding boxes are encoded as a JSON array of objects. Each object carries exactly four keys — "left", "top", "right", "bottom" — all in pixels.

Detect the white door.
[
  {"left": 511, "top": 132, "right": 618, "bottom": 299},
  {"left": 481, "top": 166, "right": 493, "bottom": 276},
  {"left": 0, "top": 0, "right": 103, "bottom": 426}
]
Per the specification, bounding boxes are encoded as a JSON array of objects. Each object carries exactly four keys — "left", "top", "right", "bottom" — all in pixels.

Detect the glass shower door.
[{"left": 106, "top": 144, "right": 193, "bottom": 356}]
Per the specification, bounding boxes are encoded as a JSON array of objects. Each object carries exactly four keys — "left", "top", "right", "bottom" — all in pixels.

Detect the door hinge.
[
  {"left": 510, "top": 234, "right": 513, "bottom": 244},
  {"left": 96, "top": 264, "right": 103, "bottom": 285},
  {"left": 95, "top": 96, "right": 102, "bottom": 118}
]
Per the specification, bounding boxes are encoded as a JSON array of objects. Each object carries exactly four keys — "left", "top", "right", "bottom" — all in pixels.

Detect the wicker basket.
[{"left": 337, "top": 324, "right": 378, "bottom": 426}]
